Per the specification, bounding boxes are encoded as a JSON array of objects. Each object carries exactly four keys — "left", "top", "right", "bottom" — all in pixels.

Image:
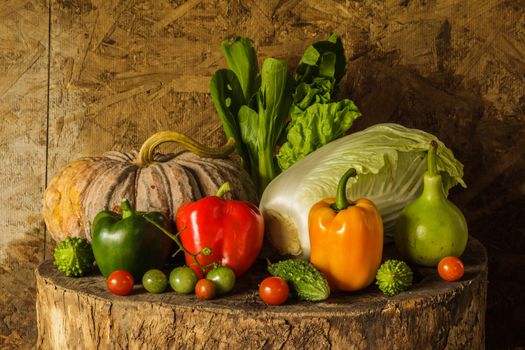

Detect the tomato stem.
[{"left": 143, "top": 217, "right": 212, "bottom": 272}]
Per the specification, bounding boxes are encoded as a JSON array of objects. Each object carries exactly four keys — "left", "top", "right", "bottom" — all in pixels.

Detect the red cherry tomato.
[
  {"left": 195, "top": 279, "right": 216, "bottom": 300},
  {"left": 438, "top": 256, "right": 465, "bottom": 282},
  {"left": 106, "top": 270, "right": 134, "bottom": 296},
  {"left": 259, "top": 276, "right": 289, "bottom": 305}
]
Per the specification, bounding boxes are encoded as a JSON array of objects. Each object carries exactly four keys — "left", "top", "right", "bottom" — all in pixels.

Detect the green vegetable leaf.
[
  {"left": 209, "top": 69, "right": 247, "bottom": 160},
  {"left": 295, "top": 33, "right": 345, "bottom": 88},
  {"left": 290, "top": 77, "right": 333, "bottom": 116},
  {"left": 277, "top": 99, "right": 361, "bottom": 170},
  {"left": 221, "top": 37, "right": 259, "bottom": 102},
  {"left": 258, "top": 58, "right": 294, "bottom": 149},
  {"left": 318, "top": 52, "right": 336, "bottom": 78},
  {"left": 255, "top": 58, "right": 294, "bottom": 193},
  {"left": 277, "top": 33, "right": 356, "bottom": 171},
  {"left": 238, "top": 105, "right": 259, "bottom": 179}
]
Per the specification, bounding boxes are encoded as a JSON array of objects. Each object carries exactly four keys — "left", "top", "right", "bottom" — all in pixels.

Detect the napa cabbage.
[{"left": 259, "top": 123, "right": 466, "bottom": 258}]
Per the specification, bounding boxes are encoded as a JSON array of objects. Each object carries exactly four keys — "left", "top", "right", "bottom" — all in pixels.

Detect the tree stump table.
[{"left": 36, "top": 238, "right": 487, "bottom": 350}]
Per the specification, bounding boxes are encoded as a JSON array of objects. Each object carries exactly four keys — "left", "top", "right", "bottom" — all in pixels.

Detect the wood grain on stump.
[{"left": 36, "top": 239, "right": 487, "bottom": 350}]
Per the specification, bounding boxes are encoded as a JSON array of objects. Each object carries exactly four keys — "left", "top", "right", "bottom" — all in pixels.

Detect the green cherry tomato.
[
  {"left": 169, "top": 266, "right": 198, "bottom": 294},
  {"left": 206, "top": 266, "right": 236, "bottom": 295},
  {"left": 142, "top": 269, "right": 168, "bottom": 294}
]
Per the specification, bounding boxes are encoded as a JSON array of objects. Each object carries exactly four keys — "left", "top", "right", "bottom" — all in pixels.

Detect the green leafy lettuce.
[
  {"left": 277, "top": 99, "right": 361, "bottom": 170},
  {"left": 277, "top": 33, "right": 361, "bottom": 170}
]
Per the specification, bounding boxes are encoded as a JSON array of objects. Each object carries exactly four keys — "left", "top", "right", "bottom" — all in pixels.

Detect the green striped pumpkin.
[{"left": 43, "top": 132, "right": 257, "bottom": 242}]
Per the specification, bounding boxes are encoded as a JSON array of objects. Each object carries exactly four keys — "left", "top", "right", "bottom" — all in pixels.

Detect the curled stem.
[
  {"left": 332, "top": 168, "right": 357, "bottom": 211},
  {"left": 143, "top": 217, "right": 213, "bottom": 272},
  {"left": 134, "top": 131, "right": 236, "bottom": 167}
]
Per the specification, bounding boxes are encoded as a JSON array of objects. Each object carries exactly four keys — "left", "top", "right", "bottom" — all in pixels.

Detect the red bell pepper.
[{"left": 176, "top": 183, "right": 264, "bottom": 277}]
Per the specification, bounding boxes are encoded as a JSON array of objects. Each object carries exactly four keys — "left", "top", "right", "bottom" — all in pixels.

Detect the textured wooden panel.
[
  {"left": 47, "top": 0, "right": 351, "bottom": 175},
  {"left": 0, "top": 0, "right": 48, "bottom": 254},
  {"left": 0, "top": 0, "right": 49, "bottom": 348},
  {"left": 344, "top": 0, "right": 525, "bottom": 207}
]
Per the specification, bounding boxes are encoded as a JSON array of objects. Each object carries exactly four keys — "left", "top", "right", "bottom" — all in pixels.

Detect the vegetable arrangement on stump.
[
  {"left": 36, "top": 239, "right": 487, "bottom": 350},
  {"left": 39, "top": 34, "right": 485, "bottom": 349}
]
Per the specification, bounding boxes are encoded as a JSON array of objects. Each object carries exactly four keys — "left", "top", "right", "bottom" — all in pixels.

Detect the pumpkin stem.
[{"left": 134, "top": 131, "right": 236, "bottom": 167}]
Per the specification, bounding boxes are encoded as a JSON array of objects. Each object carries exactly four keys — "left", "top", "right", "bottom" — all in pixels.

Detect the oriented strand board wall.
[
  {"left": 0, "top": 0, "right": 49, "bottom": 348},
  {"left": 1, "top": 0, "right": 524, "bottom": 348},
  {"left": 0, "top": 0, "right": 48, "bottom": 257}
]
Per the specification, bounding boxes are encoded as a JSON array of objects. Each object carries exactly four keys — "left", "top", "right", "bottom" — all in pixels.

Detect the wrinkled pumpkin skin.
[{"left": 43, "top": 151, "right": 257, "bottom": 242}]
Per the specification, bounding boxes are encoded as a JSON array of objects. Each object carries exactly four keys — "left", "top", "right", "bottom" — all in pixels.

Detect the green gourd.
[
  {"left": 394, "top": 141, "right": 468, "bottom": 266},
  {"left": 54, "top": 237, "right": 95, "bottom": 277},
  {"left": 267, "top": 259, "right": 330, "bottom": 301},
  {"left": 376, "top": 259, "right": 413, "bottom": 296}
]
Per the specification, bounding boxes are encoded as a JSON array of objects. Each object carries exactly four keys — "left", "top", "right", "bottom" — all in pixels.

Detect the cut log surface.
[{"left": 36, "top": 238, "right": 487, "bottom": 350}]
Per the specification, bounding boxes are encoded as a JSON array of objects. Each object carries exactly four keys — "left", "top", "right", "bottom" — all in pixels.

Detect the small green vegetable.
[
  {"left": 169, "top": 266, "right": 198, "bottom": 294},
  {"left": 268, "top": 259, "right": 330, "bottom": 301},
  {"left": 142, "top": 269, "right": 168, "bottom": 294},
  {"left": 53, "top": 237, "right": 95, "bottom": 277},
  {"left": 206, "top": 266, "right": 236, "bottom": 295},
  {"left": 375, "top": 259, "right": 413, "bottom": 296}
]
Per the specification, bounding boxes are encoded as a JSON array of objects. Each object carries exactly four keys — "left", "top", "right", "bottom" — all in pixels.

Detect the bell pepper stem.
[
  {"left": 143, "top": 217, "right": 213, "bottom": 272},
  {"left": 333, "top": 168, "right": 357, "bottom": 211},
  {"left": 215, "top": 182, "right": 232, "bottom": 198},
  {"left": 427, "top": 140, "right": 438, "bottom": 176},
  {"left": 120, "top": 199, "right": 134, "bottom": 219}
]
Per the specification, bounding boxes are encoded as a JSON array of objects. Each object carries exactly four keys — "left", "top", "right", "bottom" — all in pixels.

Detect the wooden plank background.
[
  {"left": 0, "top": 1, "right": 49, "bottom": 348},
  {"left": 1, "top": 0, "right": 524, "bottom": 348}
]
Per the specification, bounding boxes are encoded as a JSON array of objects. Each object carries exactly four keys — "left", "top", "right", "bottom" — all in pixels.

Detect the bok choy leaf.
[{"left": 209, "top": 37, "right": 293, "bottom": 196}]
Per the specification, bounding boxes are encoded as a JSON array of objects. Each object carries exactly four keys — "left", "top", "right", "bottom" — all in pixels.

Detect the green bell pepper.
[{"left": 91, "top": 200, "right": 173, "bottom": 280}]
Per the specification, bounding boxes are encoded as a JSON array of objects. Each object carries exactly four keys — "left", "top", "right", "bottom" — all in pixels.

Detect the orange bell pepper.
[{"left": 308, "top": 168, "right": 383, "bottom": 292}]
